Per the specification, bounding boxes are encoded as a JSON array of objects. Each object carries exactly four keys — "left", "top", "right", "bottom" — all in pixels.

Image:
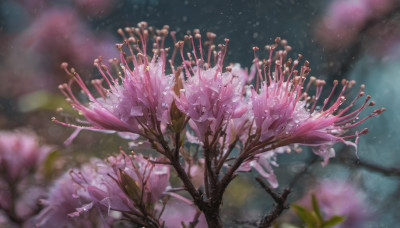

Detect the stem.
[
  {"left": 256, "top": 177, "right": 290, "bottom": 228},
  {"left": 203, "top": 208, "right": 223, "bottom": 228}
]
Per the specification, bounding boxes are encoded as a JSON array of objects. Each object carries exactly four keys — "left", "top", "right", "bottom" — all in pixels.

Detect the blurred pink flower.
[
  {"left": 160, "top": 199, "right": 207, "bottom": 228},
  {"left": 297, "top": 179, "right": 370, "bottom": 228},
  {"left": 0, "top": 8, "right": 118, "bottom": 97},
  {"left": 74, "top": 0, "right": 115, "bottom": 17},
  {"left": 315, "top": 0, "right": 394, "bottom": 49},
  {"left": 0, "top": 131, "right": 50, "bottom": 181}
]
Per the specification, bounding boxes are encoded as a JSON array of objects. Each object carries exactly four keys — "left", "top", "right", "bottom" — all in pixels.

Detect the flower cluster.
[
  {"left": 36, "top": 152, "right": 175, "bottom": 227},
  {"left": 53, "top": 22, "right": 383, "bottom": 227},
  {"left": 0, "top": 131, "right": 51, "bottom": 226}
]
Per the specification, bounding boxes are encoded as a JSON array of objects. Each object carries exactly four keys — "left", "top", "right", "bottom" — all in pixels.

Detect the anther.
[{"left": 61, "top": 62, "right": 68, "bottom": 69}]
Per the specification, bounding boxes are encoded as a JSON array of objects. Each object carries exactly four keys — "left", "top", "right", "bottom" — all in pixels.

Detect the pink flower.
[
  {"left": 37, "top": 152, "right": 170, "bottom": 227},
  {"left": 315, "top": 0, "right": 394, "bottom": 49},
  {"left": 55, "top": 22, "right": 175, "bottom": 138},
  {"left": 296, "top": 179, "right": 370, "bottom": 228},
  {"left": 250, "top": 43, "right": 384, "bottom": 165},
  {"left": 238, "top": 147, "right": 288, "bottom": 188},
  {"left": 0, "top": 131, "right": 50, "bottom": 181},
  {"left": 35, "top": 172, "right": 100, "bottom": 228},
  {"left": 72, "top": 152, "right": 170, "bottom": 216},
  {"left": 160, "top": 198, "right": 207, "bottom": 228},
  {"left": 175, "top": 36, "right": 247, "bottom": 141},
  {"left": 230, "top": 63, "right": 256, "bottom": 89}
]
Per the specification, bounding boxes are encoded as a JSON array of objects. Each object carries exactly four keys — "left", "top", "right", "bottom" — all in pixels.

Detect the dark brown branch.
[
  {"left": 355, "top": 159, "right": 400, "bottom": 177},
  {"left": 336, "top": 147, "right": 400, "bottom": 177},
  {"left": 256, "top": 177, "right": 291, "bottom": 228}
]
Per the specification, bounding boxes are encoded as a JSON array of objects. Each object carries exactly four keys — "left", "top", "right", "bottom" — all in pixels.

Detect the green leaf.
[
  {"left": 311, "top": 193, "right": 323, "bottom": 223},
  {"left": 42, "top": 150, "right": 60, "bottom": 180},
  {"left": 322, "top": 216, "right": 345, "bottom": 228},
  {"left": 119, "top": 169, "right": 141, "bottom": 204},
  {"left": 280, "top": 223, "right": 302, "bottom": 228},
  {"left": 291, "top": 204, "right": 319, "bottom": 227}
]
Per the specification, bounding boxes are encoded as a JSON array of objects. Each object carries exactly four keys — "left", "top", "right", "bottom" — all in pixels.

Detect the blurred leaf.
[
  {"left": 119, "top": 169, "right": 141, "bottom": 204},
  {"left": 42, "top": 150, "right": 60, "bottom": 180},
  {"left": 291, "top": 204, "right": 319, "bottom": 228},
  {"left": 17, "top": 90, "right": 73, "bottom": 113},
  {"left": 311, "top": 193, "right": 323, "bottom": 223},
  {"left": 280, "top": 224, "right": 302, "bottom": 228},
  {"left": 322, "top": 216, "right": 345, "bottom": 228}
]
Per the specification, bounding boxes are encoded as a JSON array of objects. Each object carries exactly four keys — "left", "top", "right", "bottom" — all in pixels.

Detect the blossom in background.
[
  {"left": 296, "top": 179, "right": 370, "bottom": 228},
  {"left": 0, "top": 131, "right": 51, "bottom": 226},
  {"left": 160, "top": 199, "right": 207, "bottom": 228},
  {"left": 315, "top": 0, "right": 394, "bottom": 49},
  {"left": 0, "top": 7, "right": 118, "bottom": 97},
  {"left": 0, "top": 131, "right": 51, "bottom": 182}
]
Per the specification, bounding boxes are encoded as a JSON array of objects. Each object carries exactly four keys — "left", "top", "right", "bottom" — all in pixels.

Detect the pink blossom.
[
  {"left": 72, "top": 152, "right": 170, "bottom": 216},
  {"left": 35, "top": 173, "right": 100, "bottom": 228},
  {"left": 230, "top": 63, "right": 256, "bottom": 89},
  {"left": 238, "top": 147, "right": 288, "bottom": 188},
  {"left": 55, "top": 22, "right": 175, "bottom": 138},
  {"left": 21, "top": 8, "right": 117, "bottom": 68},
  {"left": 175, "top": 36, "right": 247, "bottom": 141},
  {"left": 74, "top": 0, "right": 115, "bottom": 17},
  {"left": 160, "top": 198, "right": 207, "bottom": 228},
  {"left": 0, "top": 8, "right": 118, "bottom": 97},
  {"left": 315, "top": 0, "right": 394, "bottom": 49},
  {"left": 250, "top": 43, "right": 384, "bottom": 165},
  {"left": 37, "top": 152, "right": 170, "bottom": 226},
  {"left": 297, "top": 179, "right": 370, "bottom": 228},
  {"left": 0, "top": 131, "right": 51, "bottom": 181}
]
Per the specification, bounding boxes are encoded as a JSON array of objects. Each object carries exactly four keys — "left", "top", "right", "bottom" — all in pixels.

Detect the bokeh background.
[{"left": 1, "top": 0, "right": 400, "bottom": 227}]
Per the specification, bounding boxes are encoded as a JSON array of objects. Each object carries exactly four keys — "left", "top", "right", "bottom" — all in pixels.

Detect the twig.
[
  {"left": 256, "top": 177, "right": 291, "bottom": 228},
  {"left": 355, "top": 159, "right": 400, "bottom": 177},
  {"left": 289, "top": 154, "right": 319, "bottom": 189},
  {"left": 336, "top": 147, "right": 400, "bottom": 177}
]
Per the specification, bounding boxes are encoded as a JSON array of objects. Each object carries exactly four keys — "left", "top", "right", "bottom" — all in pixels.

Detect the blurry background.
[{"left": 1, "top": 0, "right": 400, "bottom": 227}]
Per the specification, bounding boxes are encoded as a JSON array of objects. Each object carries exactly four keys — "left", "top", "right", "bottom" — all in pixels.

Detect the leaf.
[
  {"left": 322, "top": 216, "right": 345, "bottom": 228},
  {"left": 291, "top": 204, "right": 319, "bottom": 227},
  {"left": 311, "top": 193, "right": 323, "bottom": 223},
  {"left": 119, "top": 169, "right": 141, "bottom": 204},
  {"left": 42, "top": 150, "right": 60, "bottom": 179},
  {"left": 169, "top": 100, "right": 186, "bottom": 133},
  {"left": 280, "top": 223, "right": 302, "bottom": 228}
]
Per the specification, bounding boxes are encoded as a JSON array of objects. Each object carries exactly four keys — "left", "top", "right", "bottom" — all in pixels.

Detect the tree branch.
[{"left": 256, "top": 177, "right": 291, "bottom": 228}]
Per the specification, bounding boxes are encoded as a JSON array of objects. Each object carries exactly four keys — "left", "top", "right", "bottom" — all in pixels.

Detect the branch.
[
  {"left": 355, "top": 159, "right": 400, "bottom": 177},
  {"left": 336, "top": 147, "right": 400, "bottom": 177},
  {"left": 256, "top": 177, "right": 291, "bottom": 228}
]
